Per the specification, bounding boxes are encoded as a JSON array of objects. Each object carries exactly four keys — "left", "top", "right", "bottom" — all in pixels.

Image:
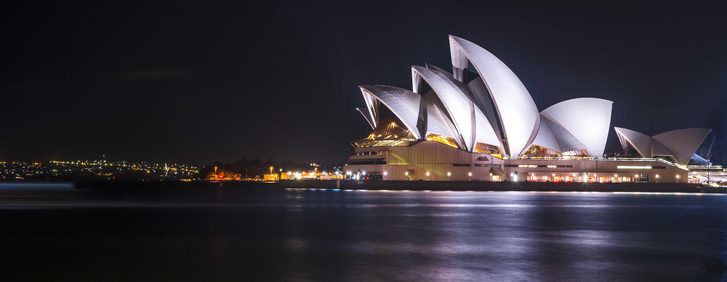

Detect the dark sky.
[{"left": 2, "top": 1, "right": 726, "bottom": 165}]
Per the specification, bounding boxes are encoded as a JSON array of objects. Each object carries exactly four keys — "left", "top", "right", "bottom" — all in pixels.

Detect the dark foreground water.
[{"left": 1, "top": 185, "right": 727, "bottom": 281}]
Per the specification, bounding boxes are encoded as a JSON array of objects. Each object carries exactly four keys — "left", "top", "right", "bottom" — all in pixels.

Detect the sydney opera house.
[{"left": 346, "top": 35, "right": 712, "bottom": 183}]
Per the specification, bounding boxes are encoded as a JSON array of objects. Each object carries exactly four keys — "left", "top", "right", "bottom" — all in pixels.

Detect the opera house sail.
[
  {"left": 346, "top": 35, "right": 711, "bottom": 184},
  {"left": 614, "top": 127, "right": 711, "bottom": 165}
]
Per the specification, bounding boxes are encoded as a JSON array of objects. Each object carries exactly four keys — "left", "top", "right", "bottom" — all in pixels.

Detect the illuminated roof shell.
[
  {"left": 412, "top": 66, "right": 502, "bottom": 152},
  {"left": 359, "top": 85, "right": 423, "bottom": 139},
  {"left": 540, "top": 98, "right": 613, "bottom": 157},
  {"left": 614, "top": 127, "right": 711, "bottom": 164},
  {"left": 652, "top": 128, "right": 711, "bottom": 164},
  {"left": 353, "top": 35, "right": 711, "bottom": 163},
  {"left": 614, "top": 127, "right": 652, "bottom": 157},
  {"left": 531, "top": 118, "right": 561, "bottom": 152},
  {"left": 423, "top": 92, "right": 463, "bottom": 148},
  {"left": 449, "top": 35, "right": 540, "bottom": 157},
  {"left": 412, "top": 66, "right": 474, "bottom": 151}
]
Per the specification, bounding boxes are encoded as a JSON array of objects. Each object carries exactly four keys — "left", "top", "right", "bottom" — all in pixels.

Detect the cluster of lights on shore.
[
  {"left": 253, "top": 159, "right": 704, "bottom": 183},
  {"left": 343, "top": 170, "right": 487, "bottom": 180},
  {"left": 338, "top": 170, "right": 683, "bottom": 182},
  {"left": 516, "top": 171, "right": 679, "bottom": 183},
  {"left": 1, "top": 160, "right": 198, "bottom": 180},
  {"left": 283, "top": 170, "right": 343, "bottom": 180}
]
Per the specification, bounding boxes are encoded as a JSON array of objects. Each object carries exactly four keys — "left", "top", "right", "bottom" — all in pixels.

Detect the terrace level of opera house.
[{"left": 345, "top": 35, "right": 715, "bottom": 184}]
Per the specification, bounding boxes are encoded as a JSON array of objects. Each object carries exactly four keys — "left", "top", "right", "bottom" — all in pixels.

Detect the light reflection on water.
[
  {"left": 276, "top": 189, "right": 727, "bottom": 281},
  {"left": 0, "top": 188, "right": 726, "bottom": 281}
]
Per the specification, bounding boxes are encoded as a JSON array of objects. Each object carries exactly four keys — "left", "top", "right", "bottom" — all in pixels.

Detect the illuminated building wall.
[{"left": 346, "top": 141, "right": 688, "bottom": 183}]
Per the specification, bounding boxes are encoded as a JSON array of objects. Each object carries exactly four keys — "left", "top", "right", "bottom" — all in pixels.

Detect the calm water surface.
[{"left": 1, "top": 186, "right": 726, "bottom": 281}]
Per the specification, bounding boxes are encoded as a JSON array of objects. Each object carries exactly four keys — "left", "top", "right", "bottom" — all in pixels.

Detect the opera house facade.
[{"left": 346, "top": 35, "right": 712, "bottom": 183}]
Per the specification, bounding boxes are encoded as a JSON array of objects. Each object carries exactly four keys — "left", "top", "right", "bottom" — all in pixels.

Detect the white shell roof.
[
  {"left": 412, "top": 66, "right": 504, "bottom": 152},
  {"left": 650, "top": 140, "right": 672, "bottom": 158},
  {"left": 466, "top": 77, "right": 502, "bottom": 141},
  {"left": 652, "top": 128, "right": 711, "bottom": 164},
  {"left": 355, "top": 107, "right": 375, "bottom": 129},
  {"left": 474, "top": 107, "right": 505, "bottom": 152},
  {"left": 540, "top": 98, "right": 613, "bottom": 157},
  {"left": 359, "top": 85, "right": 423, "bottom": 139},
  {"left": 449, "top": 35, "right": 540, "bottom": 157},
  {"left": 614, "top": 127, "right": 710, "bottom": 164},
  {"left": 412, "top": 65, "right": 475, "bottom": 151},
  {"left": 545, "top": 118, "right": 587, "bottom": 152},
  {"left": 353, "top": 35, "right": 711, "bottom": 163},
  {"left": 531, "top": 118, "right": 561, "bottom": 152},
  {"left": 614, "top": 127, "right": 652, "bottom": 158},
  {"left": 361, "top": 90, "right": 379, "bottom": 128},
  {"left": 423, "top": 92, "right": 462, "bottom": 147}
]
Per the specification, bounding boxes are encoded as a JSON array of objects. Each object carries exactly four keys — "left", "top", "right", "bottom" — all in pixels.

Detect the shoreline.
[
  {"left": 1, "top": 180, "right": 724, "bottom": 194},
  {"left": 67, "top": 180, "right": 726, "bottom": 194},
  {"left": 277, "top": 180, "right": 726, "bottom": 194}
]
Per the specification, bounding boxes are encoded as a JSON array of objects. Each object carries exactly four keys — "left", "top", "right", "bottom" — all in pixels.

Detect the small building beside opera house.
[{"left": 346, "top": 35, "right": 713, "bottom": 184}]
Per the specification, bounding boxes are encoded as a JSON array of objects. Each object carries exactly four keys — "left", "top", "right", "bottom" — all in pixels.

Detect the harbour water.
[{"left": 1, "top": 185, "right": 726, "bottom": 281}]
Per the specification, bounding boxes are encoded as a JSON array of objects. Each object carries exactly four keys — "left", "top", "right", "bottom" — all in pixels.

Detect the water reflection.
[
  {"left": 0, "top": 189, "right": 725, "bottom": 281},
  {"left": 273, "top": 190, "right": 727, "bottom": 281}
]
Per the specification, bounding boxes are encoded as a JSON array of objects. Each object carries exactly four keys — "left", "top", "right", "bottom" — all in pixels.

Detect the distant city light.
[{"left": 0, "top": 159, "right": 199, "bottom": 181}]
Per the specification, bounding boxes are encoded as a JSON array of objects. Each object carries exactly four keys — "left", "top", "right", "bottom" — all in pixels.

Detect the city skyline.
[{"left": 2, "top": 1, "right": 726, "bottom": 164}]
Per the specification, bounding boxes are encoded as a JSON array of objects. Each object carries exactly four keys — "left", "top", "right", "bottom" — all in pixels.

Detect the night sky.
[{"left": 2, "top": 1, "right": 726, "bottom": 165}]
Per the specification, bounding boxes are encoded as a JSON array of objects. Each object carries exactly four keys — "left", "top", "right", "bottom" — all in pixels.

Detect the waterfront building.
[
  {"left": 346, "top": 35, "right": 711, "bottom": 183},
  {"left": 688, "top": 164, "right": 727, "bottom": 186}
]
